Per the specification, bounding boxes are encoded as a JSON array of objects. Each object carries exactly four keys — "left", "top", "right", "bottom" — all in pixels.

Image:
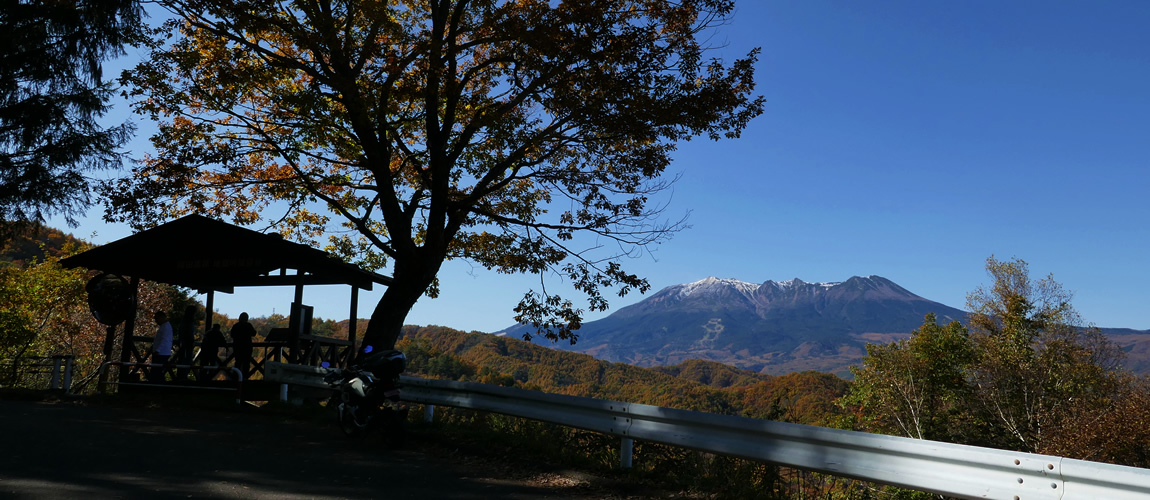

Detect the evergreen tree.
[{"left": 0, "top": 0, "right": 140, "bottom": 227}]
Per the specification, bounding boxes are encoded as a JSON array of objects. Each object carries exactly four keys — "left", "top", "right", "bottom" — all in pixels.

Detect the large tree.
[
  {"left": 842, "top": 256, "right": 1129, "bottom": 457},
  {"left": 0, "top": 0, "right": 140, "bottom": 227},
  {"left": 105, "top": 0, "right": 764, "bottom": 352},
  {"left": 840, "top": 314, "right": 975, "bottom": 443},
  {"left": 964, "top": 256, "right": 1123, "bottom": 453}
]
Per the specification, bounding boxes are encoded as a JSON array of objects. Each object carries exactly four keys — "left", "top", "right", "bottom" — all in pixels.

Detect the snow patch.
[
  {"left": 674, "top": 275, "right": 863, "bottom": 299},
  {"left": 775, "top": 278, "right": 842, "bottom": 289},
  {"left": 676, "top": 277, "right": 759, "bottom": 299}
]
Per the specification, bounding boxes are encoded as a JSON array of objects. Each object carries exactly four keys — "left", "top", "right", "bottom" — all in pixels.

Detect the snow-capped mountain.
[{"left": 502, "top": 275, "right": 968, "bottom": 377}]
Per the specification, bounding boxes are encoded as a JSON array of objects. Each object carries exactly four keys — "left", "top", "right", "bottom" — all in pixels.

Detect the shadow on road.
[{"left": 0, "top": 398, "right": 581, "bottom": 499}]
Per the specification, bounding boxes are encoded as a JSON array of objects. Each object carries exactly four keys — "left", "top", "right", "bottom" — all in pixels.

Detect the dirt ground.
[{"left": 0, "top": 393, "right": 668, "bottom": 499}]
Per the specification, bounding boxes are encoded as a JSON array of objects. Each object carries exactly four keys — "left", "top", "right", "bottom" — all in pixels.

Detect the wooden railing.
[{"left": 120, "top": 335, "right": 354, "bottom": 383}]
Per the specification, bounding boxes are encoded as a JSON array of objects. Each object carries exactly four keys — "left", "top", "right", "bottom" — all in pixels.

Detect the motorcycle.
[{"left": 324, "top": 348, "right": 409, "bottom": 438}]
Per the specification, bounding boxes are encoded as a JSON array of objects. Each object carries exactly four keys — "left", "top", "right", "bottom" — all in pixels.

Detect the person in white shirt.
[{"left": 151, "top": 311, "right": 174, "bottom": 382}]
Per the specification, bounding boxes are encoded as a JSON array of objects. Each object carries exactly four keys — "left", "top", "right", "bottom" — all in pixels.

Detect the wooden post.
[
  {"left": 97, "top": 324, "right": 117, "bottom": 392},
  {"left": 293, "top": 272, "right": 304, "bottom": 363},
  {"left": 347, "top": 286, "right": 358, "bottom": 366},
  {"left": 294, "top": 271, "right": 304, "bottom": 305},
  {"left": 101, "top": 324, "right": 117, "bottom": 361},
  {"left": 118, "top": 276, "right": 140, "bottom": 381},
  {"left": 204, "top": 290, "right": 215, "bottom": 335}
]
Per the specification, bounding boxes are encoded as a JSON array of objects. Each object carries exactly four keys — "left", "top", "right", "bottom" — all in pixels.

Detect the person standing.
[
  {"left": 175, "top": 305, "right": 197, "bottom": 381},
  {"left": 199, "top": 323, "right": 226, "bottom": 381},
  {"left": 151, "top": 311, "right": 174, "bottom": 382},
  {"left": 230, "top": 312, "right": 256, "bottom": 380}
]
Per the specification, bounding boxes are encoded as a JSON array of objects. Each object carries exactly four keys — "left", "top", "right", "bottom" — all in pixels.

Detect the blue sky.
[{"left": 55, "top": 1, "right": 1150, "bottom": 332}]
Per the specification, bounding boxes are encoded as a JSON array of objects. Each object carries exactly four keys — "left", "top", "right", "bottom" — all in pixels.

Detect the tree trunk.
[{"left": 359, "top": 257, "right": 441, "bottom": 358}]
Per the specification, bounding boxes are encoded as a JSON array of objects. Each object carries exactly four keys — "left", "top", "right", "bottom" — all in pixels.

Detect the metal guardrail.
[
  {"left": 399, "top": 377, "right": 1150, "bottom": 500},
  {"left": 264, "top": 362, "right": 333, "bottom": 401},
  {"left": 264, "top": 365, "right": 1150, "bottom": 500},
  {"left": 265, "top": 361, "right": 332, "bottom": 389},
  {"left": 1, "top": 355, "right": 75, "bottom": 393}
]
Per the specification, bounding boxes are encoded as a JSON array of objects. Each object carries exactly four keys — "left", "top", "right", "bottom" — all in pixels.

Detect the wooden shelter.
[{"left": 61, "top": 214, "right": 391, "bottom": 385}]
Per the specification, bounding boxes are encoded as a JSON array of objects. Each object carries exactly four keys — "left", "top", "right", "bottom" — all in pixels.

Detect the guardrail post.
[
  {"left": 620, "top": 437, "right": 633, "bottom": 469},
  {"left": 62, "top": 355, "right": 73, "bottom": 394},
  {"left": 48, "top": 355, "right": 74, "bottom": 392},
  {"left": 49, "top": 357, "right": 62, "bottom": 390},
  {"left": 424, "top": 404, "right": 435, "bottom": 423},
  {"left": 280, "top": 383, "right": 289, "bottom": 402}
]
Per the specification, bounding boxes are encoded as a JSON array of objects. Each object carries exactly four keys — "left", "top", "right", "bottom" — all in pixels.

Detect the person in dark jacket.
[
  {"left": 175, "top": 305, "right": 197, "bottom": 381},
  {"left": 230, "top": 312, "right": 256, "bottom": 379},
  {"left": 199, "top": 323, "right": 226, "bottom": 381}
]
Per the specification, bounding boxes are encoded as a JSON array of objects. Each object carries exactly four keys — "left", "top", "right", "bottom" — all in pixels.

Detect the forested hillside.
[
  {"left": 1, "top": 226, "right": 190, "bottom": 390},
  {"left": 397, "top": 325, "right": 848, "bottom": 427},
  {"left": 1, "top": 225, "right": 90, "bottom": 266}
]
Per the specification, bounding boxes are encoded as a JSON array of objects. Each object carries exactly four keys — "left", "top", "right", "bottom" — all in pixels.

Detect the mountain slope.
[
  {"left": 502, "top": 275, "right": 1150, "bottom": 377},
  {"left": 503, "top": 275, "right": 968, "bottom": 377}
]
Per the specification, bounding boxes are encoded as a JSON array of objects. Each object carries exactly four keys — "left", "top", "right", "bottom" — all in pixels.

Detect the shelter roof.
[{"left": 60, "top": 215, "right": 392, "bottom": 293}]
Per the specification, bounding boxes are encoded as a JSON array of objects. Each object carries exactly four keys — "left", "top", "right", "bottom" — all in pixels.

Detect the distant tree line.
[
  {"left": 205, "top": 312, "right": 358, "bottom": 341},
  {"left": 397, "top": 324, "right": 849, "bottom": 427}
]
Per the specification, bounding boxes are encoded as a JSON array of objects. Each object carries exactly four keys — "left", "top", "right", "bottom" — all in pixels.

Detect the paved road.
[{"left": 0, "top": 399, "right": 601, "bottom": 499}]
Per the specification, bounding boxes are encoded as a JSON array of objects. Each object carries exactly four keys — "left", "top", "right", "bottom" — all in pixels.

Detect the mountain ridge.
[{"left": 501, "top": 275, "right": 1150, "bottom": 377}]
